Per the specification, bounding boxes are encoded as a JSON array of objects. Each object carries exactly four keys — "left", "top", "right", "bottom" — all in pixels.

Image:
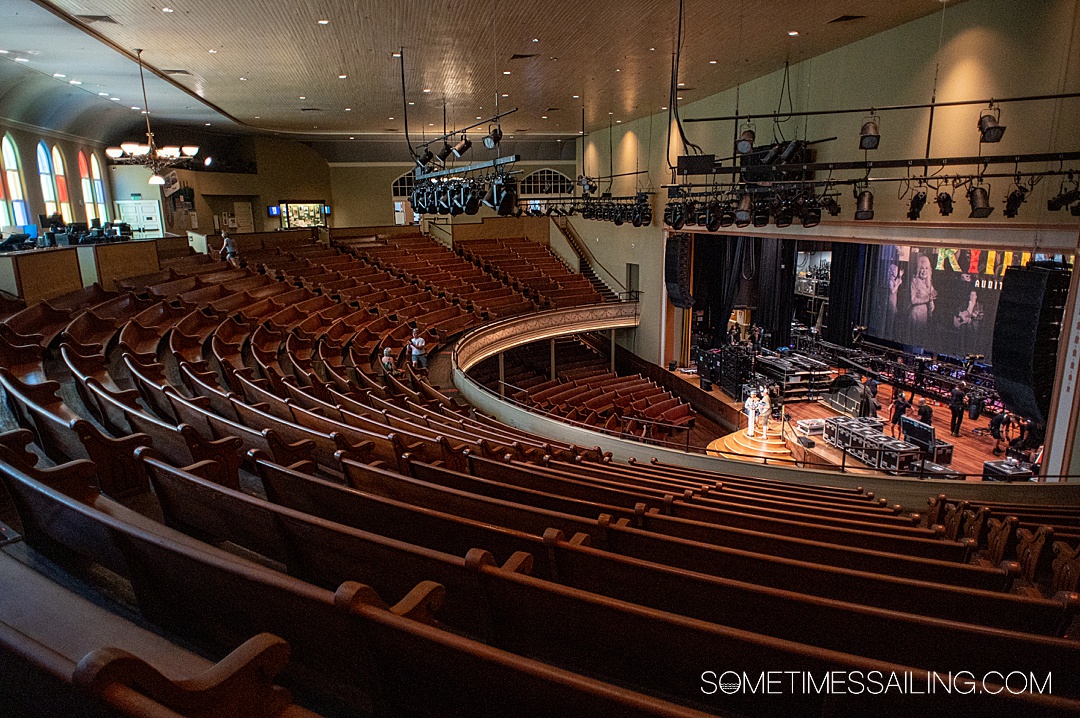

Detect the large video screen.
[{"left": 860, "top": 245, "right": 1069, "bottom": 363}]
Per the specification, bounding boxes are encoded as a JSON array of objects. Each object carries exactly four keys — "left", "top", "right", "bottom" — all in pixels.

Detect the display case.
[{"left": 278, "top": 201, "right": 329, "bottom": 228}]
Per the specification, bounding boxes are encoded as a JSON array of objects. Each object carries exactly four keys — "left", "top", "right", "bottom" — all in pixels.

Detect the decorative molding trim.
[{"left": 454, "top": 303, "right": 640, "bottom": 371}]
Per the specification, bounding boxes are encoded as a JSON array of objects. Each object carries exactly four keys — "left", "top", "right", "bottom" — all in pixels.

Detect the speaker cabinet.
[
  {"left": 992, "top": 264, "right": 1071, "bottom": 425},
  {"left": 665, "top": 233, "right": 695, "bottom": 309}
]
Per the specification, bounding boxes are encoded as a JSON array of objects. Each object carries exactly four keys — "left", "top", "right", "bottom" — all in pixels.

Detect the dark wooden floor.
[{"left": 783, "top": 383, "right": 1000, "bottom": 478}]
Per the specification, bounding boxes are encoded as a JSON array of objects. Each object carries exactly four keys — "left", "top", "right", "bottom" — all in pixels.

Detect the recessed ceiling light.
[
  {"left": 162, "top": 6, "right": 174, "bottom": 12},
  {"left": 205, "top": 122, "right": 211, "bottom": 126},
  {"left": 422, "top": 87, "right": 431, "bottom": 93},
  {"left": 350, "top": 136, "right": 355, "bottom": 140},
  {"left": 0, "top": 50, "right": 8, "bottom": 54},
  {"left": 299, "top": 96, "right": 305, "bottom": 99},
  {"left": 532, "top": 38, "right": 538, "bottom": 42},
  {"left": 649, "top": 47, "right": 655, "bottom": 51},
  {"left": 661, "top": 106, "right": 667, "bottom": 110},
  {"left": 338, "top": 73, "right": 347, "bottom": 79},
  {"left": 110, "top": 97, "right": 119, "bottom": 101},
  {"left": 98, "top": 91, "right": 108, "bottom": 96},
  {"left": 678, "top": 82, "right": 685, "bottom": 87},
  {"left": 318, "top": 19, "right": 329, "bottom": 24},
  {"left": 254, "top": 116, "right": 260, "bottom": 118},
  {"left": 501, "top": 93, "right": 508, "bottom": 97},
  {"left": 476, "top": 116, "right": 481, "bottom": 119},
  {"left": 388, "top": 116, "right": 394, "bottom": 120},
  {"left": 392, "top": 51, "right": 401, "bottom": 58},
  {"left": 14, "top": 57, "right": 29, "bottom": 62},
  {"left": 131, "top": 106, "right": 140, "bottom": 110},
  {"left": 68, "top": 79, "right": 81, "bottom": 85},
  {"left": 608, "top": 111, "right": 613, "bottom": 115},
  {"left": 616, "top": 120, "right": 622, "bottom": 123},
  {"left": 53, "top": 73, "right": 65, "bottom": 78},
  {"left": 677, "top": 96, "right": 683, "bottom": 100},
  {"left": 788, "top": 30, "right": 799, "bottom": 36},
  {"left": 709, "top": 60, "right": 717, "bottom": 64},
  {"left": 429, "top": 123, "right": 434, "bottom": 126},
  {"left": 541, "top": 115, "right": 548, "bottom": 119},
  {"left": 239, "top": 77, "right": 247, "bottom": 81},
  {"left": 208, "top": 49, "right": 217, "bottom": 54},
  {"left": 616, "top": 68, "right": 621, "bottom": 72},
  {"left": 408, "top": 101, "right": 414, "bottom": 106},
  {"left": 345, "top": 107, "right": 352, "bottom": 111},
  {"left": 572, "top": 95, "right": 579, "bottom": 99}
]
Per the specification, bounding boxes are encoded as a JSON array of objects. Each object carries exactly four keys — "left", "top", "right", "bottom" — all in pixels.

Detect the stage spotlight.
[
  {"left": 496, "top": 180, "right": 518, "bottom": 216},
  {"left": 415, "top": 148, "right": 434, "bottom": 168},
  {"left": 1047, "top": 187, "right": 1080, "bottom": 211},
  {"left": 436, "top": 142, "right": 454, "bottom": 162},
  {"left": 452, "top": 136, "right": 472, "bottom": 157},
  {"left": 967, "top": 185, "right": 994, "bottom": 218},
  {"left": 779, "top": 139, "right": 802, "bottom": 164},
  {"left": 735, "top": 122, "right": 756, "bottom": 155},
  {"left": 906, "top": 191, "right": 927, "bottom": 221},
  {"left": 704, "top": 200, "right": 722, "bottom": 232},
  {"left": 1003, "top": 187, "right": 1027, "bottom": 218},
  {"left": 773, "top": 201, "right": 793, "bottom": 228},
  {"left": 734, "top": 194, "right": 753, "bottom": 227},
  {"left": 719, "top": 202, "right": 736, "bottom": 227},
  {"left": 978, "top": 106, "right": 1006, "bottom": 143},
  {"left": 801, "top": 206, "right": 821, "bottom": 228},
  {"left": 859, "top": 115, "right": 880, "bottom": 150},
  {"left": 483, "top": 126, "right": 503, "bottom": 149},
  {"left": 482, "top": 183, "right": 497, "bottom": 209},
  {"left": 819, "top": 196, "right": 841, "bottom": 216},
  {"left": 752, "top": 200, "right": 770, "bottom": 227},
  {"left": 683, "top": 201, "right": 700, "bottom": 226},
  {"left": 854, "top": 189, "right": 874, "bottom": 221},
  {"left": 935, "top": 191, "right": 954, "bottom": 216},
  {"left": 762, "top": 142, "right": 784, "bottom": 165},
  {"left": 464, "top": 185, "right": 482, "bottom": 215}
]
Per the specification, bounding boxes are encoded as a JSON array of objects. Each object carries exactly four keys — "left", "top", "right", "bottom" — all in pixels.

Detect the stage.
[{"left": 672, "top": 369, "right": 1000, "bottom": 480}]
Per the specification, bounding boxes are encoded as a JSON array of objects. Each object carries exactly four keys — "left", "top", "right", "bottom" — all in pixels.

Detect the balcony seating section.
[
  {"left": 1, "top": 237, "right": 1079, "bottom": 717},
  {"left": 456, "top": 236, "right": 604, "bottom": 307}
]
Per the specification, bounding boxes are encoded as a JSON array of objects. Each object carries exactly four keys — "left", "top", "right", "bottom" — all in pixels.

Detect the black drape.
[
  {"left": 693, "top": 234, "right": 747, "bottom": 340},
  {"left": 758, "top": 237, "right": 797, "bottom": 348},
  {"left": 824, "top": 242, "right": 866, "bottom": 347}
]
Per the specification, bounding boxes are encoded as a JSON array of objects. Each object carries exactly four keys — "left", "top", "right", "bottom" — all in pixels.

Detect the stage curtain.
[
  {"left": 758, "top": 237, "right": 797, "bottom": 348},
  {"left": 824, "top": 242, "right": 866, "bottom": 346},
  {"left": 693, "top": 234, "right": 746, "bottom": 341}
]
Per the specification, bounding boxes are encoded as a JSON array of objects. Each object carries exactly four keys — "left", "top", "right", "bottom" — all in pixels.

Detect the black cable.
[{"left": 399, "top": 48, "right": 418, "bottom": 161}]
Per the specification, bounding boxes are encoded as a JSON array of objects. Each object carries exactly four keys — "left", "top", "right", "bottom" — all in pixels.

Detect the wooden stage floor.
[{"left": 672, "top": 370, "right": 1001, "bottom": 479}]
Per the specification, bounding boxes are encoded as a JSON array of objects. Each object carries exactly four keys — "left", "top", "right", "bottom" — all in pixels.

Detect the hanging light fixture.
[
  {"left": 734, "top": 193, "right": 753, "bottom": 227},
  {"left": 483, "top": 125, "right": 503, "bottom": 149},
  {"left": 104, "top": 50, "right": 199, "bottom": 185},
  {"left": 859, "top": 114, "right": 881, "bottom": 150},
  {"left": 935, "top": 191, "right": 954, "bottom": 216},
  {"left": 977, "top": 105, "right": 1006, "bottom": 143},
  {"left": 735, "top": 121, "right": 756, "bottom": 155},
  {"left": 854, "top": 185, "right": 874, "bottom": 220},
  {"left": 1003, "top": 185, "right": 1027, "bottom": 218},
  {"left": 967, "top": 183, "right": 994, "bottom": 218},
  {"left": 435, "top": 141, "right": 454, "bottom": 162},
  {"left": 452, "top": 135, "right": 472, "bottom": 157},
  {"left": 906, "top": 191, "right": 927, "bottom": 220}
]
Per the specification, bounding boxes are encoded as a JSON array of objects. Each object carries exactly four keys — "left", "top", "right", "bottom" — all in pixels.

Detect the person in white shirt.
[{"left": 409, "top": 328, "right": 427, "bottom": 369}]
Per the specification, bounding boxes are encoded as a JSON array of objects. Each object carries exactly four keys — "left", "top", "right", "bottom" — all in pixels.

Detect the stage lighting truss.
[{"left": 662, "top": 184, "right": 841, "bottom": 231}]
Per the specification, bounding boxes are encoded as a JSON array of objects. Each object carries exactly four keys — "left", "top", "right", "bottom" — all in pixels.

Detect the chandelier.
[{"left": 104, "top": 49, "right": 199, "bottom": 186}]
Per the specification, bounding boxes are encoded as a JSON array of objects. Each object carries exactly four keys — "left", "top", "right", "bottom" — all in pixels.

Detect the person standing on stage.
[
  {"left": 990, "top": 410, "right": 1012, "bottom": 456},
  {"left": 744, "top": 389, "right": 766, "bottom": 438},
  {"left": 750, "top": 324, "right": 763, "bottom": 351},
  {"left": 949, "top": 382, "right": 969, "bottom": 437},
  {"left": 890, "top": 391, "right": 912, "bottom": 438},
  {"left": 728, "top": 324, "right": 741, "bottom": 346},
  {"left": 917, "top": 397, "right": 933, "bottom": 426}
]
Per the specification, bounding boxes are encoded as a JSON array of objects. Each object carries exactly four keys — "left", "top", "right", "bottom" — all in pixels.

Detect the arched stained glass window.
[
  {"left": 37, "top": 141, "right": 57, "bottom": 217},
  {"left": 89, "top": 153, "right": 107, "bottom": 221},
  {"left": 51, "top": 146, "right": 73, "bottom": 222},
  {"left": 78, "top": 152, "right": 96, "bottom": 224},
  {"left": 1, "top": 135, "right": 29, "bottom": 226}
]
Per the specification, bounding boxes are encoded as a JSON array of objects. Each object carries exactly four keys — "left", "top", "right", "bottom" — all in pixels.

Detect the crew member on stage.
[
  {"left": 989, "top": 410, "right": 1012, "bottom": 456},
  {"left": 727, "top": 324, "right": 741, "bottom": 346},
  {"left": 750, "top": 324, "right": 763, "bottom": 351},
  {"left": 949, "top": 382, "right": 969, "bottom": 437},
  {"left": 890, "top": 391, "right": 912, "bottom": 438},
  {"left": 917, "top": 397, "right": 933, "bottom": 426}
]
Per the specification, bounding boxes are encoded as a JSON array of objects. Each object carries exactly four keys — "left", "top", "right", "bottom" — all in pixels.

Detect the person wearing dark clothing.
[
  {"left": 989, "top": 411, "right": 1012, "bottom": 456},
  {"left": 916, "top": 398, "right": 933, "bottom": 426},
  {"left": 889, "top": 391, "right": 911, "bottom": 437},
  {"left": 949, "top": 383, "right": 968, "bottom": 437}
]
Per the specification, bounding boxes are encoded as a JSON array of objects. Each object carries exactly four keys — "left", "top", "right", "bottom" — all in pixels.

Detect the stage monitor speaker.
[
  {"left": 992, "top": 264, "right": 1071, "bottom": 425},
  {"left": 665, "top": 233, "right": 695, "bottom": 309},
  {"left": 797, "top": 436, "right": 816, "bottom": 449},
  {"left": 700, "top": 377, "right": 712, "bottom": 391}
]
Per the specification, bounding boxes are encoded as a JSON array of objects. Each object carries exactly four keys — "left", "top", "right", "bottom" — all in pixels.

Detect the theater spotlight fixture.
[
  {"left": 735, "top": 122, "right": 756, "bottom": 155},
  {"left": 483, "top": 125, "right": 503, "bottom": 149},
  {"left": 935, "top": 191, "right": 954, "bottom": 216},
  {"left": 719, "top": 202, "right": 736, "bottom": 227},
  {"left": 704, "top": 200, "right": 722, "bottom": 232},
  {"left": 415, "top": 148, "right": 434, "bottom": 168},
  {"left": 854, "top": 186, "right": 874, "bottom": 221},
  {"left": 452, "top": 136, "right": 472, "bottom": 157},
  {"left": 734, "top": 194, "right": 753, "bottom": 227},
  {"left": 978, "top": 105, "right": 1006, "bottom": 143},
  {"left": 435, "top": 141, "right": 454, "bottom": 162},
  {"left": 1047, "top": 185, "right": 1080, "bottom": 211},
  {"left": 795, "top": 195, "right": 821, "bottom": 228},
  {"left": 906, "top": 191, "right": 927, "bottom": 221},
  {"left": 752, "top": 200, "right": 771, "bottom": 227},
  {"left": 967, "top": 184, "right": 994, "bottom": 218},
  {"left": 771, "top": 196, "right": 793, "bottom": 228},
  {"left": 859, "top": 114, "right": 880, "bottom": 150},
  {"left": 819, "top": 196, "right": 842, "bottom": 217},
  {"left": 762, "top": 142, "right": 784, "bottom": 165},
  {"left": 1003, "top": 186, "right": 1027, "bottom": 218}
]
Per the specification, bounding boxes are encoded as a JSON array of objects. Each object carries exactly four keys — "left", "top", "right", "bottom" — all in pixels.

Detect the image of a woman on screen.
[{"left": 909, "top": 253, "right": 937, "bottom": 339}]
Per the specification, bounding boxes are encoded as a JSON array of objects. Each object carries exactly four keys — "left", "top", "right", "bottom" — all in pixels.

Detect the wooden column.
[
  {"left": 610, "top": 329, "right": 616, "bottom": 373},
  {"left": 550, "top": 338, "right": 556, "bottom": 381},
  {"left": 498, "top": 352, "right": 505, "bottom": 397}
]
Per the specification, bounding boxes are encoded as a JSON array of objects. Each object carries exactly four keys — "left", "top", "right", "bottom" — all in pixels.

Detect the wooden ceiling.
[{"left": 19, "top": 0, "right": 967, "bottom": 139}]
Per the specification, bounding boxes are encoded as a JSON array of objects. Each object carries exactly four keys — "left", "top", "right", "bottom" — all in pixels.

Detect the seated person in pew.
[{"left": 380, "top": 347, "right": 399, "bottom": 378}]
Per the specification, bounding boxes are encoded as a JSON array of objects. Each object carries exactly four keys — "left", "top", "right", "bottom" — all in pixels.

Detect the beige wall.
[{"left": 575, "top": 0, "right": 1080, "bottom": 366}]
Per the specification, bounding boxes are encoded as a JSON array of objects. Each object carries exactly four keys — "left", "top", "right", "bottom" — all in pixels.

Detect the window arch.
[
  {"left": 1, "top": 135, "right": 29, "bottom": 226},
  {"left": 37, "top": 142, "right": 57, "bottom": 218},
  {"left": 78, "top": 152, "right": 96, "bottom": 224},
  {"left": 89, "top": 153, "right": 108, "bottom": 221},
  {"left": 391, "top": 171, "right": 416, "bottom": 198},
  {"left": 51, "top": 146, "right": 73, "bottom": 222},
  {"left": 519, "top": 168, "right": 574, "bottom": 196}
]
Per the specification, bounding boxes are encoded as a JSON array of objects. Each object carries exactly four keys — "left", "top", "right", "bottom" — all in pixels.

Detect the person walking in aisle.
[
  {"left": 889, "top": 391, "right": 912, "bottom": 438},
  {"left": 916, "top": 397, "right": 933, "bottom": 426},
  {"left": 949, "top": 382, "right": 969, "bottom": 437},
  {"left": 409, "top": 327, "right": 428, "bottom": 369}
]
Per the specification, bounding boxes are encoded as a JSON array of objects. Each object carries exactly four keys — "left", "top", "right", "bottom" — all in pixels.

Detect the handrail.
[
  {"left": 425, "top": 219, "right": 453, "bottom": 247},
  {"left": 551, "top": 217, "right": 627, "bottom": 293}
]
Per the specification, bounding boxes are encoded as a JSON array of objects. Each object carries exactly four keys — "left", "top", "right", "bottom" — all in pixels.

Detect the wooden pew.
[
  {"left": 0, "top": 449, "right": 726, "bottom": 718},
  {"left": 0, "top": 551, "right": 321, "bottom": 718}
]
